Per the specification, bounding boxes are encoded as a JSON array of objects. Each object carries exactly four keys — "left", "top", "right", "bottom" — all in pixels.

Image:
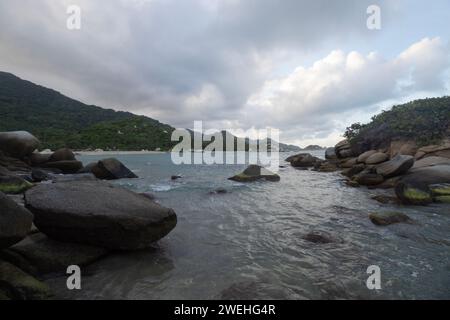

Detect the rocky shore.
[
  {"left": 0, "top": 131, "right": 177, "bottom": 300},
  {"left": 283, "top": 137, "right": 450, "bottom": 226}
]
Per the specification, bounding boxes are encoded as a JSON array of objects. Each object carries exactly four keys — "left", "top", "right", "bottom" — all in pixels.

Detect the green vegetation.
[
  {"left": 0, "top": 72, "right": 175, "bottom": 150},
  {"left": 344, "top": 97, "right": 450, "bottom": 147},
  {"left": 67, "top": 116, "right": 175, "bottom": 151}
]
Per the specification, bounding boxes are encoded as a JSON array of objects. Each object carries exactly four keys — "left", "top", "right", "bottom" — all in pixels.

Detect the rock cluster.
[
  {"left": 0, "top": 131, "right": 177, "bottom": 300},
  {"left": 314, "top": 138, "right": 450, "bottom": 206}
]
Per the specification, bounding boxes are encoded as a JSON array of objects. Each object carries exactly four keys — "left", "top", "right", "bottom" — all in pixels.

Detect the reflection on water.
[{"left": 46, "top": 152, "right": 450, "bottom": 299}]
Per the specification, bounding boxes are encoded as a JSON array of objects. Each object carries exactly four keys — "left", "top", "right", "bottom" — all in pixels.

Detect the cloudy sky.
[{"left": 1, "top": 0, "right": 449, "bottom": 147}]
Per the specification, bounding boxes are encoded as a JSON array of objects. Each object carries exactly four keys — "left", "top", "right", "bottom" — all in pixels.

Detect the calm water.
[{"left": 46, "top": 151, "right": 450, "bottom": 299}]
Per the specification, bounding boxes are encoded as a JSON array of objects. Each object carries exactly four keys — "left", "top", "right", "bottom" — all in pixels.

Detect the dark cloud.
[{"left": 0, "top": 0, "right": 448, "bottom": 146}]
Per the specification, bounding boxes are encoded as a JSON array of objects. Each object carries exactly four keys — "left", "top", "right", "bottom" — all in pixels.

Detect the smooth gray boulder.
[
  {"left": 228, "top": 165, "right": 280, "bottom": 182},
  {"left": 0, "top": 131, "right": 39, "bottom": 159},
  {"left": 1, "top": 233, "right": 108, "bottom": 275},
  {"left": 325, "top": 147, "right": 337, "bottom": 160},
  {"left": 365, "top": 152, "right": 388, "bottom": 165},
  {"left": 286, "top": 153, "right": 321, "bottom": 168},
  {"left": 0, "top": 192, "right": 33, "bottom": 249},
  {"left": 49, "top": 148, "right": 76, "bottom": 162},
  {"left": 412, "top": 156, "right": 450, "bottom": 169},
  {"left": 376, "top": 155, "right": 414, "bottom": 178},
  {"left": 357, "top": 150, "right": 377, "bottom": 163},
  {"left": 90, "top": 158, "right": 138, "bottom": 180},
  {"left": 42, "top": 160, "right": 83, "bottom": 174},
  {"left": 24, "top": 181, "right": 177, "bottom": 250}
]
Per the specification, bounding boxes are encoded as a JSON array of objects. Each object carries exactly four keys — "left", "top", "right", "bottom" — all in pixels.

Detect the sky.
[{"left": 0, "top": 0, "right": 449, "bottom": 147}]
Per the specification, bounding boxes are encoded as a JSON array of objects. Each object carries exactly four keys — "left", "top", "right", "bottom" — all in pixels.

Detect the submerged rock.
[
  {"left": 25, "top": 181, "right": 177, "bottom": 250},
  {"left": 302, "top": 231, "right": 333, "bottom": 244},
  {"left": 0, "top": 131, "right": 39, "bottom": 159},
  {"left": 209, "top": 188, "right": 228, "bottom": 195},
  {"left": 90, "top": 158, "right": 138, "bottom": 180},
  {"left": 376, "top": 155, "right": 414, "bottom": 178},
  {"left": 0, "top": 260, "right": 52, "bottom": 300},
  {"left": 0, "top": 192, "right": 33, "bottom": 249},
  {"left": 369, "top": 211, "right": 412, "bottom": 226},
  {"left": 371, "top": 194, "right": 400, "bottom": 204},
  {"left": 229, "top": 165, "right": 280, "bottom": 182}
]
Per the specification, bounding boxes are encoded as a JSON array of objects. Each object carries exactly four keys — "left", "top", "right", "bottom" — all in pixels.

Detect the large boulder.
[
  {"left": 1, "top": 233, "right": 108, "bottom": 275},
  {"left": 376, "top": 155, "right": 414, "bottom": 178},
  {"left": 42, "top": 160, "right": 83, "bottom": 174},
  {"left": 29, "top": 152, "right": 51, "bottom": 166},
  {"left": 412, "top": 156, "right": 450, "bottom": 169},
  {"left": 415, "top": 141, "right": 450, "bottom": 160},
  {"left": 365, "top": 152, "right": 388, "bottom": 165},
  {"left": 286, "top": 153, "right": 321, "bottom": 168},
  {"left": 49, "top": 148, "right": 76, "bottom": 162},
  {"left": 89, "top": 158, "right": 138, "bottom": 180},
  {"left": 395, "top": 165, "right": 450, "bottom": 205},
  {"left": 334, "top": 140, "right": 354, "bottom": 159},
  {"left": 24, "top": 181, "right": 177, "bottom": 250},
  {"left": 0, "top": 131, "right": 39, "bottom": 159},
  {"left": 325, "top": 147, "right": 337, "bottom": 160},
  {"left": 0, "top": 152, "right": 30, "bottom": 173},
  {"left": 340, "top": 158, "right": 358, "bottom": 168},
  {"left": 0, "top": 192, "right": 33, "bottom": 249},
  {"left": 357, "top": 150, "right": 377, "bottom": 163},
  {"left": 0, "top": 260, "right": 52, "bottom": 300},
  {"left": 228, "top": 165, "right": 280, "bottom": 182}
]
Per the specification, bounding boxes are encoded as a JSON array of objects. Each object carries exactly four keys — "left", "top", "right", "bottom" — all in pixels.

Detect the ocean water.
[{"left": 46, "top": 151, "right": 450, "bottom": 299}]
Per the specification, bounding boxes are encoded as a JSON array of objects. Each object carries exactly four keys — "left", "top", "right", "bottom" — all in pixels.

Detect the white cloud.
[{"left": 241, "top": 37, "right": 450, "bottom": 146}]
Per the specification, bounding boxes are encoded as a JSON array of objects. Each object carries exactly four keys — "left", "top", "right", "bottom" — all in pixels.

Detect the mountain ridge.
[{"left": 0, "top": 71, "right": 302, "bottom": 152}]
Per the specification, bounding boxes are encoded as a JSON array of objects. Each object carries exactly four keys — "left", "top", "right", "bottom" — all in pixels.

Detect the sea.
[{"left": 45, "top": 151, "right": 450, "bottom": 299}]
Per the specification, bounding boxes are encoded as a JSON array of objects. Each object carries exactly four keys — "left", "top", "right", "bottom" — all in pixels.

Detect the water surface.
[{"left": 46, "top": 151, "right": 450, "bottom": 299}]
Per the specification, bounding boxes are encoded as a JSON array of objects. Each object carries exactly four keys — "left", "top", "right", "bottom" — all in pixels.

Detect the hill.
[
  {"left": 0, "top": 71, "right": 302, "bottom": 152},
  {"left": 344, "top": 97, "right": 450, "bottom": 152},
  {"left": 0, "top": 71, "right": 175, "bottom": 150}
]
